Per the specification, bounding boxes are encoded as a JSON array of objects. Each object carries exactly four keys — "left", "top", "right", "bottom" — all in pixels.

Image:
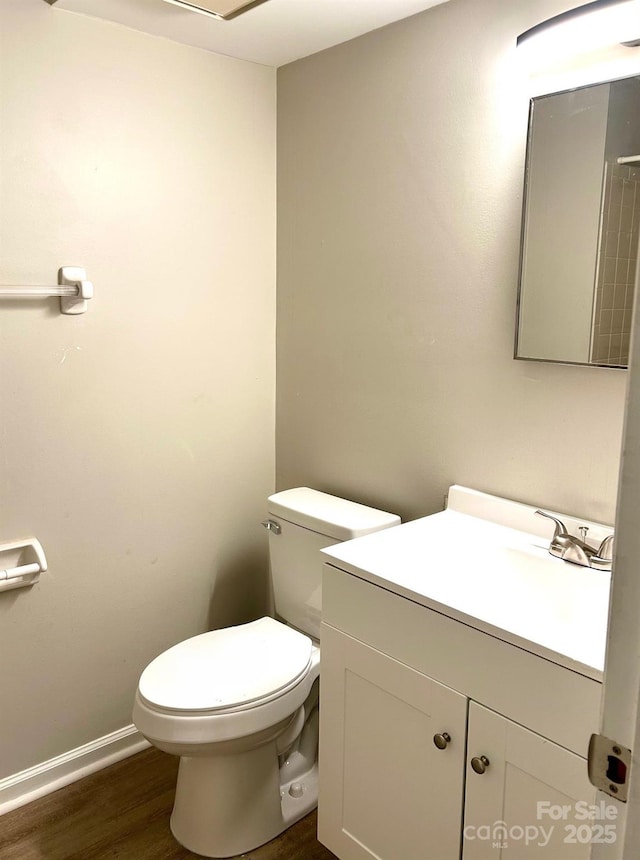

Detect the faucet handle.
[
  {"left": 596, "top": 534, "right": 614, "bottom": 561},
  {"left": 535, "top": 510, "right": 569, "bottom": 539}
]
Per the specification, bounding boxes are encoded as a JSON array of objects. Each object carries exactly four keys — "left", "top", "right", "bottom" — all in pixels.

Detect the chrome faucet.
[{"left": 535, "top": 510, "right": 614, "bottom": 571}]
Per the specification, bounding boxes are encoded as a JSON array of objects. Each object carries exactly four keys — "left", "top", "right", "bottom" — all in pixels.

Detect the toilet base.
[{"left": 170, "top": 740, "right": 318, "bottom": 858}]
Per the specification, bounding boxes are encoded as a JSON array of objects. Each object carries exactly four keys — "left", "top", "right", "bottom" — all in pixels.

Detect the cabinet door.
[
  {"left": 463, "top": 702, "right": 603, "bottom": 860},
  {"left": 318, "top": 623, "right": 468, "bottom": 860}
]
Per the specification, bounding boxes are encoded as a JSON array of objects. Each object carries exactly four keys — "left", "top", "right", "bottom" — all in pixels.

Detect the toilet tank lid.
[{"left": 267, "top": 487, "right": 400, "bottom": 541}]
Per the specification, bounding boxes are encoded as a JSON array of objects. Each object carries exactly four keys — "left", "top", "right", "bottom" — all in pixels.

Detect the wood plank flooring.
[{"left": 0, "top": 747, "right": 337, "bottom": 859}]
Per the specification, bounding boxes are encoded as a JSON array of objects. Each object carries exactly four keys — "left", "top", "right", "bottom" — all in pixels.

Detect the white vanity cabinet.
[
  {"left": 320, "top": 622, "right": 467, "bottom": 860},
  {"left": 318, "top": 563, "right": 603, "bottom": 860},
  {"left": 464, "top": 704, "right": 597, "bottom": 860}
]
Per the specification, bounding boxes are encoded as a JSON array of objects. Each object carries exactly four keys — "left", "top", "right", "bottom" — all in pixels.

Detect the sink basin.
[{"left": 322, "top": 486, "right": 613, "bottom": 679}]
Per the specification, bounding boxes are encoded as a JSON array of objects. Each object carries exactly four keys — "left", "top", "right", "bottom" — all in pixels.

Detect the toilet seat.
[
  {"left": 138, "top": 617, "right": 313, "bottom": 715},
  {"left": 133, "top": 642, "right": 320, "bottom": 750}
]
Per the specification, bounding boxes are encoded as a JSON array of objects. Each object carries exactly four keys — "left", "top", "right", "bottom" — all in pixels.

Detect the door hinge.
[{"left": 588, "top": 733, "right": 631, "bottom": 802}]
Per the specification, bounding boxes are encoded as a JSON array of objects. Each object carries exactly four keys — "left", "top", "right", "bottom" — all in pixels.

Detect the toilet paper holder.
[{"left": 0, "top": 538, "right": 48, "bottom": 593}]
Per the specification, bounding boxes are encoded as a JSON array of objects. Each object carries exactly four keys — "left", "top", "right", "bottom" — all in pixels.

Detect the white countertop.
[{"left": 322, "top": 493, "right": 612, "bottom": 681}]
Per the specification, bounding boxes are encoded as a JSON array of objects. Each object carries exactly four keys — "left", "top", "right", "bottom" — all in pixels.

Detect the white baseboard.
[{"left": 0, "top": 724, "right": 151, "bottom": 816}]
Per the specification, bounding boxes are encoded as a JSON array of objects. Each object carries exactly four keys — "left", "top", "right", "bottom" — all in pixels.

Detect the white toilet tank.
[{"left": 264, "top": 488, "right": 400, "bottom": 640}]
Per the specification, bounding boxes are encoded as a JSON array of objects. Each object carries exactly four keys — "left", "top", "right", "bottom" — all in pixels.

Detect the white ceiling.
[{"left": 48, "top": 0, "right": 449, "bottom": 67}]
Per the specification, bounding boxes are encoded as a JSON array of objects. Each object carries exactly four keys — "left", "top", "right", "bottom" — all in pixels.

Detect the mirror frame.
[{"left": 515, "top": 73, "right": 640, "bottom": 369}]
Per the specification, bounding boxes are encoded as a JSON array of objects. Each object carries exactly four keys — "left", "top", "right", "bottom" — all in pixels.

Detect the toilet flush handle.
[{"left": 261, "top": 519, "right": 282, "bottom": 535}]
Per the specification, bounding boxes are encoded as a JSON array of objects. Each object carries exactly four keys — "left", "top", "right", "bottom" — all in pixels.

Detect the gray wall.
[
  {"left": 0, "top": 0, "right": 276, "bottom": 779},
  {"left": 605, "top": 77, "right": 640, "bottom": 162},
  {"left": 276, "top": 0, "right": 627, "bottom": 525}
]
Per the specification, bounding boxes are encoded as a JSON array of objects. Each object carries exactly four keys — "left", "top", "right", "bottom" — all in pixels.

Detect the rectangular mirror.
[{"left": 516, "top": 76, "right": 640, "bottom": 367}]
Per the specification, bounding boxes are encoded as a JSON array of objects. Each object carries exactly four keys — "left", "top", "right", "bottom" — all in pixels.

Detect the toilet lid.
[{"left": 138, "top": 617, "right": 313, "bottom": 712}]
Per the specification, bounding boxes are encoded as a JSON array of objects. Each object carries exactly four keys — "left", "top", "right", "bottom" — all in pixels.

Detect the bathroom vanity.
[{"left": 317, "top": 487, "right": 616, "bottom": 860}]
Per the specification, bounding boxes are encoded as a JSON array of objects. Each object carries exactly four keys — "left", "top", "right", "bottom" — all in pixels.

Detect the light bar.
[{"left": 517, "top": 0, "right": 640, "bottom": 54}]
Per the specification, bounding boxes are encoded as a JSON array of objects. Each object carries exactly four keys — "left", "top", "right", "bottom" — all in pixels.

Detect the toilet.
[{"left": 132, "top": 487, "right": 400, "bottom": 858}]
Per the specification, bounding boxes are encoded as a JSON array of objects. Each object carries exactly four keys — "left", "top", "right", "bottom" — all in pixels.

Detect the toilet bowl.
[
  {"left": 133, "top": 488, "right": 400, "bottom": 858},
  {"left": 133, "top": 617, "right": 320, "bottom": 857}
]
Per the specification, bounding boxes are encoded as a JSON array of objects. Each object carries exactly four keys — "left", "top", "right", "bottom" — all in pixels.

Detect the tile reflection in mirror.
[{"left": 591, "top": 161, "right": 639, "bottom": 366}]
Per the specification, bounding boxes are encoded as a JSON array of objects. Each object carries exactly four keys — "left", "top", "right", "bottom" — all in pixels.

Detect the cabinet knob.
[
  {"left": 433, "top": 732, "right": 451, "bottom": 750},
  {"left": 470, "top": 755, "right": 490, "bottom": 774}
]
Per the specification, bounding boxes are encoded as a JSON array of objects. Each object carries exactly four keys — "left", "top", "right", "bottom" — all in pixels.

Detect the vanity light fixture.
[
  {"left": 161, "top": 0, "right": 271, "bottom": 21},
  {"left": 517, "top": 0, "right": 640, "bottom": 54}
]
